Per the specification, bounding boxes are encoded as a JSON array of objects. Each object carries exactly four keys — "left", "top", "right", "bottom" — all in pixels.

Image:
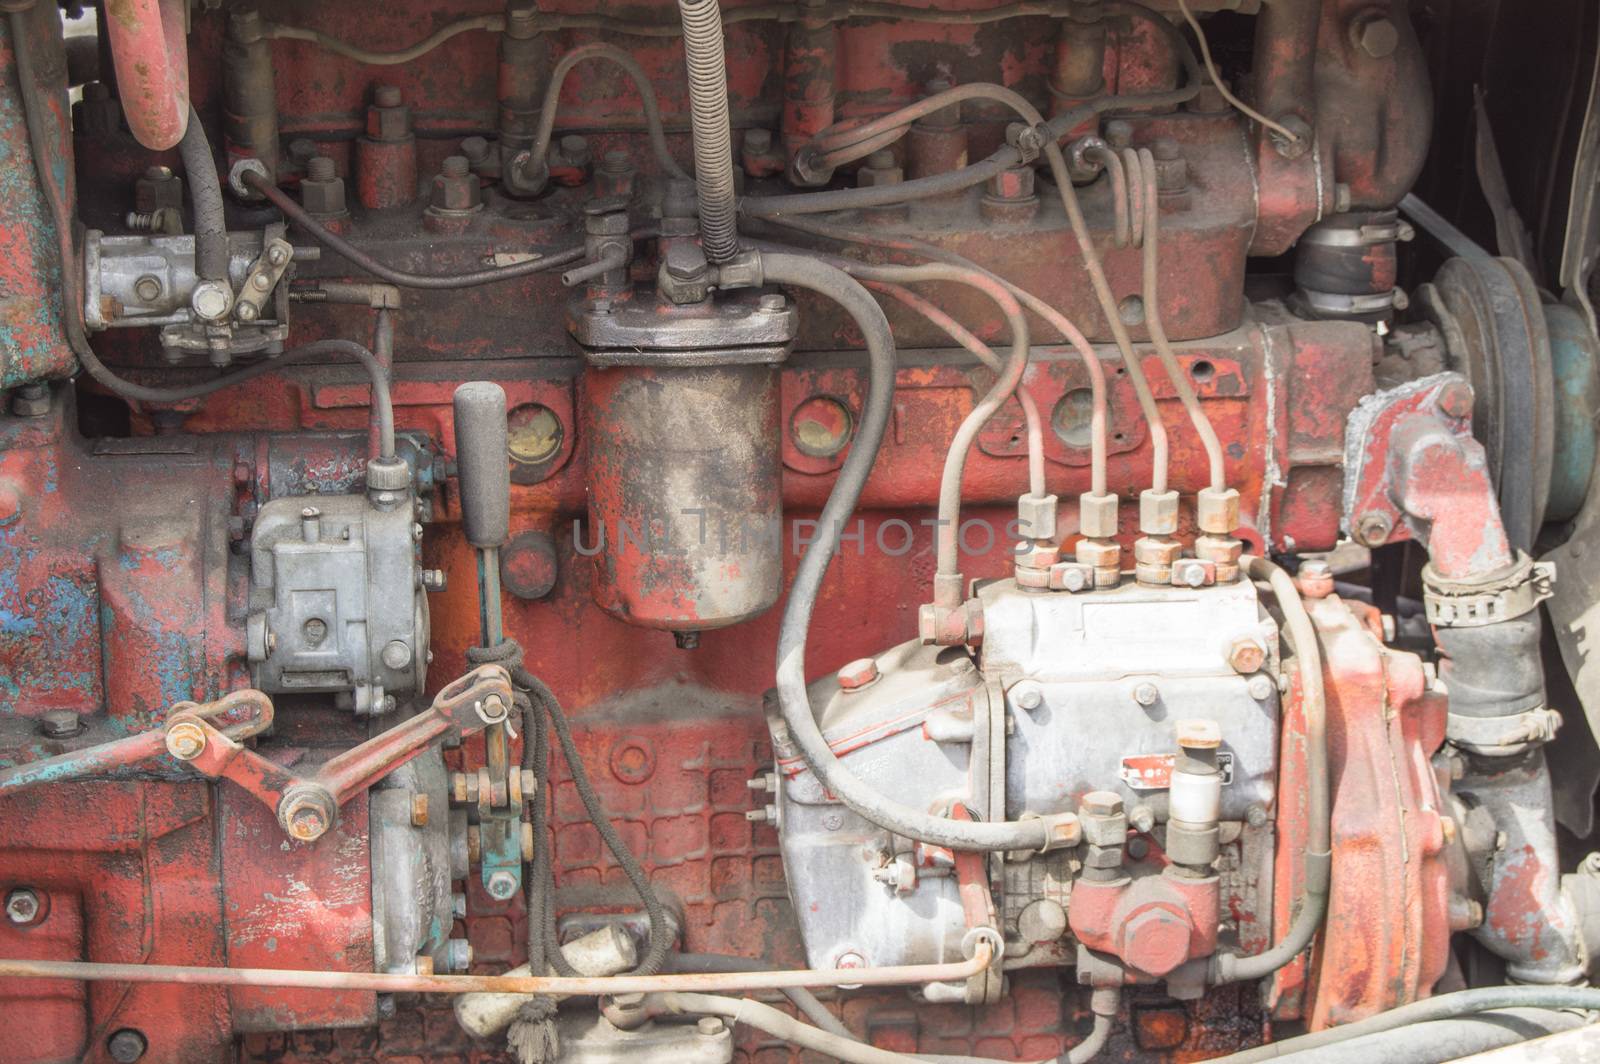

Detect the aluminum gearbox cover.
[{"left": 246, "top": 490, "right": 428, "bottom": 714}]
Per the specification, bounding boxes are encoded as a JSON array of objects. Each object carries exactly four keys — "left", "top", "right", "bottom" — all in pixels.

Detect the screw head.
[{"left": 5, "top": 888, "right": 39, "bottom": 925}]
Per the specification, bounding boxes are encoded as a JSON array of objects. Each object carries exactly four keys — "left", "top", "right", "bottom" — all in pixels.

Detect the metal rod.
[{"left": 0, "top": 944, "right": 993, "bottom": 996}]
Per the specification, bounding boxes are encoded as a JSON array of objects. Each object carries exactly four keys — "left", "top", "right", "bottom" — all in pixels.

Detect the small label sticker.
[{"left": 1119, "top": 752, "right": 1234, "bottom": 790}]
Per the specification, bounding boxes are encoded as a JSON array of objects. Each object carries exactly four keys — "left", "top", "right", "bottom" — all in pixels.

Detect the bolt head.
[
  {"left": 5, "top": 888, "right": 40, "bottom": 925},
  {"left": 382, "top": 640, "right": 413, "bottom": 670},
  {"left": 1437, "top": 380, "right": 1474, "bottom": 420},
  {"left": 1011, "top": 681, "right": 1044, "bottom": 710},
  {"left": 837, "top": 657, "right": 880, "bottom": 690},
  {"left": 106, "top": 1029, "right": 148, "bottom": 1064},
  {"left": 1356, "top": 511, "right": 1392, "bottom": 546},
  {"left": 38, "top": 710, "right": 83, "bottom": 739},
  {"left": 1227, "top": 637, "right": 1267, "bottom": 674},
  {"left": 1353, "top": 14, "right": 1399, "bottom": 58},
  {"left": 1081, "top": 789, "right": 1124, "bottom": 817},
  {"left": 410, "top": 792, "right": 430, "bottom": 827},
  {"left": 1133, "top": 682, "right": 1160, "bottom": 707},
  {"left": 486, "top": 871, "right": 519, "bottom": 900},
  {"left": 164, "top": 720, "right": 208, "bottom": 761},
  {"left": 1122, "top": 907, "right": 1192, "bottom": 977},
  {"left": 190, "top": 281, "right": 232, "bottom": 322},
  {"left": 1247, "top": 674, "right": 1276, "bottom": 701}
]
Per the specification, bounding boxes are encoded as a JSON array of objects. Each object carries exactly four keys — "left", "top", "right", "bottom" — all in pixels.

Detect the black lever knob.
[{"left": 452, "top": 382, "right": 510, "bottom": 549}]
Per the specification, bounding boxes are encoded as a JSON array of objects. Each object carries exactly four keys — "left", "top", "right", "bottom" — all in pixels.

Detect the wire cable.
[{"left": 1172, "top": 0, "right": 1304, "bottom": 147}]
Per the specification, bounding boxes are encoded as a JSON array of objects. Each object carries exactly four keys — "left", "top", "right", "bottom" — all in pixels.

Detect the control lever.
[
  {"left": 451, "top": 382, "right": 526, "bottom": 900},
  {"left": 0, "top": 666, "right": 515, "bottom": 844}
]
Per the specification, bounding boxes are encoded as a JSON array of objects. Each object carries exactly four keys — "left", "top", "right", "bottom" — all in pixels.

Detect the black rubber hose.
[
  {"left": 41, "top": 338, "right": 394, "bottom": 457},
  {"left": 1211, "top": 986, "right": 1600, "bottom": 1062},
  {"left": 179, "top": 105, "right": 229, "bottom": 282},
  {"left": 507, "top": 656, "right": 673, "bottom": 976},
  {"left": 761, "top": 251, "right": 1055, "bottom": 852},
  {"left": 676, "top": 0, "right": 740, "bottom": 262},
  {"left": 241, "top": 169, "right": 618, "bottom": 289}
]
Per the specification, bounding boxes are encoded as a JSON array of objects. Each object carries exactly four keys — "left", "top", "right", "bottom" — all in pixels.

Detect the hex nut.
[
  {"left": 368, "top": 89, "right": 412, "bottom": 141},
  {"left": 1138, "top": 489, "right": 1180, "bottom": 535},
  {"left": 9, "top": 384, "right": 50, "bottom": 418},
  {"left": 1016, "top": 492, "right": 1058, "bottom": 542},
  {"left": 1079, "top": 492, "right": 1119, "bottom": 539},
  {"left": 1133, "top": 536, "right": 1183, "bottom": 566},
  {"left": 1196, "top": 487, "right": 1239, "bottom": 534},
  {"left": 1015, "top": 541, "right": 1060, "bottom": 571},
  {"left": 1075, "top": 537, "right": 1120, "bottom": 569},
  {"left": 857, "top": 150, "right": 903, "bottom": 187}
]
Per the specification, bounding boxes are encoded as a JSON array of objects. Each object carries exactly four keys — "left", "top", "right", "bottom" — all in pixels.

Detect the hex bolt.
[
  {"left": 697, "top": 1016, "right": 726, "bottom": 1036},
  {"left": 1245, "top": 803, "right": 1270, "bottom": 828},
  {"left": 374, "top": 84, "right": 403, "bottom": 108},
  {"left": 1129, "top": 804, "right": 1156, "bottom": 833},
  {"left": 1247, "top": 674, "right": 1276, "bottom": 701},
  {"left": 1133, "top": 682, "right": 1160, "bottom": 707},
  {"left": 758, "top": 293, "right": 787, "bottom": 313},
  {"left": 486, "top": 870, "right": 519, "bottom": 900},
  {"left": 106, "top": 1029, "right": 148, "bottom": 1063},
  {"left": 1351, "top": 13, "right": 1399, "bottom": 58},
  {"left": 744, "top": 128, "right": 773, "bottom": 153},
  {"left": 4, "top": 888, "right": 39, "bottom": 925},
  {"left": 1227, "top": 637, "right": 1267, "bottom": 674},
  {"left": 1437, "top": 380, "right": 1474, "bottom": 420},
  {"left": 38, "top": 710, "right": 83, "bottom": 739},
  {"left": 422, "top": 569, "right": 448, "bottom": 592},
  {"left": 837, "top": 657, "right": 880, "bottom": 690}
]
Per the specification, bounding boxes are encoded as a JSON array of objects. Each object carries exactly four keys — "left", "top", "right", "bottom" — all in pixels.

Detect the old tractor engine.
[{"left": 3, "top": 0, "right": 1600, "bottom": 1061}]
